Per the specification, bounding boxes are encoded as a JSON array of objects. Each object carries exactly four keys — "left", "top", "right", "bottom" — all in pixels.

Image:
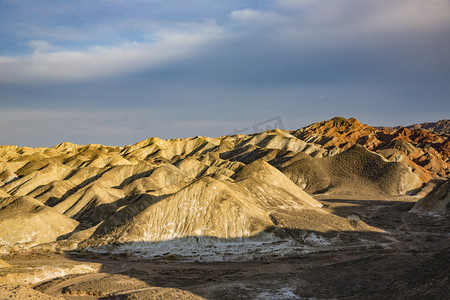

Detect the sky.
[{"left": 1, "top": 0, "right": 449, "bottom": 147}]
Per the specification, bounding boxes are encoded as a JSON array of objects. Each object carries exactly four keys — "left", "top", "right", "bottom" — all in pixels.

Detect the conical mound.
[
  {"left": 281, "top": 145, "right": 422, "bottom": 195},
  {"left": 0, "top": 196, "right": 78, "bottom": 248}
]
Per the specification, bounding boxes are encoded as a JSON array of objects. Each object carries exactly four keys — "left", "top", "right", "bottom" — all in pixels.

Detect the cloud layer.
[{"left": 0, "top": 0, "right": 449, "bottom": 146}]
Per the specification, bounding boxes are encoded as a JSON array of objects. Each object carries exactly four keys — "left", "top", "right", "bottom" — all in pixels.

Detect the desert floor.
[{"left": 1, "top": 194, "right": 449, "bottom": 299}]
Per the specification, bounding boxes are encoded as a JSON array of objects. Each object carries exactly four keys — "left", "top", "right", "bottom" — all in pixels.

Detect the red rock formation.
[
  {"left": 402, "top": 119, "right": 450, "bottom": 135},
  {"left": 292, "top": 117, "right": 449, "bottom": 179}
]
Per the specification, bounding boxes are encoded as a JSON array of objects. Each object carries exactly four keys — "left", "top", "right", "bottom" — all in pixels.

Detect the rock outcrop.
[
  {"left": 292, "top": 117, "right": 449, "bottom": 178},
  {"left": 410, "top": 179, "right": 449, "bottom": 216}
]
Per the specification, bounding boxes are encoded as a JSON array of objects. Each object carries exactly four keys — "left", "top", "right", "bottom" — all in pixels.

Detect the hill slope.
[{"left": 0, "top": 117, "right": 447, "bottom": 259}]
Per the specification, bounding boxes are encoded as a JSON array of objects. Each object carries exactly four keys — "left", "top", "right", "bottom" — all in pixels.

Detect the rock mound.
[
  {"left": 0, "top": 196, "right": 78, "bottom": 249},
  {"left": 80, "top": 162, "right": 373, "bottom": 257},
  {"left": 292, "top": 117, "right": 449, "bottom": 178},
  {"left": 281, "top": 145, "right": 421, "bottom": 195},
  {"left": 410, "top": 179, "right": 449, "bottom": 215},
  {"left": 393, "top": 119, "right": 450, "bottom": 135}
]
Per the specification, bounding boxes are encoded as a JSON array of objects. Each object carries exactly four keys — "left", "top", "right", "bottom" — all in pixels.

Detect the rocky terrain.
[
  {"left": 0, "top": 117, "right": 448, "bottom": 299},
  {"left": 382, "top": 119, "right": 450, "bottom": 136}
]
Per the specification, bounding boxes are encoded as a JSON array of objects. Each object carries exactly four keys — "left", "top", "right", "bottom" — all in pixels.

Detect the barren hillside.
[
  {"left": 0, "top": 117, "right": 448, "bottom": 259},
  {"left": 0, "top": 117, "right": 449, "bottom": 299}
]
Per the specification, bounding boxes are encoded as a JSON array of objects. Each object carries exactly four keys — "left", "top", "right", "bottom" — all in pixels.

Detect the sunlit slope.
[
  {"left": 0, "top": 196, "right": 78, "bottom": 246},
  {"left": 0, "top": 117, "right": 446, "bottom": 255}
]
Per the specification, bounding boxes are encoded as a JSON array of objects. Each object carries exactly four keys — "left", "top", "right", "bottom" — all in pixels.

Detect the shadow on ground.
[
  {"left": 31, "top": 225, "right": 449, "bottom": 299},
  {"left": 2, "top": 196, "right": 449, "bottom": 299}
]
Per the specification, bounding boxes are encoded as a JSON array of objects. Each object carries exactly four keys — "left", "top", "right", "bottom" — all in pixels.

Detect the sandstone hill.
[
  {"left": 0, "top": 117, "right": 448, "bottom": 259},
  {"left": 386, "top": 119, "right": 450, "bottom": 135},
  {"left": 410, "top": 178, "right": 449, "bottom": 216},
  {"left": 291, "top": 117, "right": 449, "bottom": 180}
]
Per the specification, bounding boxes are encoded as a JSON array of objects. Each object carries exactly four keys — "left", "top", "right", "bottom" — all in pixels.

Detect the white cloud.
[
  {"left": 3, "top": 0, "right": 448, "bottom": 85},
  {"left": 226, "top": 0, "right": 450, "bottom": 58},
  {"left": 275, "top": 0, "right": 450, "bottom": 33},
  {"left": 230, "top": 9, "right": 287, "bottom": 26},
  {"left": 0, "top": 23, "right": 225, "bottom": 83},
  {"left": 27, "top": 40, "right": 58, "bottom": 53},
  {"left": 362, "top": 1, "right": 450, "bottom": 33}
]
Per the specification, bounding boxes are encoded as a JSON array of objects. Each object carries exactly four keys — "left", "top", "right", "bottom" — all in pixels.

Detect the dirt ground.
[{"left": 1, "top": 194, "right": 449, "bottom": 299}]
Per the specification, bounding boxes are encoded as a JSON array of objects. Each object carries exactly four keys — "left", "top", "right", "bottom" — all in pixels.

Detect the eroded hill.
[{"left": 0, "top": 117, "right": 448, "bottom": 260}]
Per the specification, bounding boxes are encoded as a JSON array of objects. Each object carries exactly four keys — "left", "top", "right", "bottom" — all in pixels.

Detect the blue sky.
[{"left": 1, "top": 0, "right": 449, "bottom": 147}]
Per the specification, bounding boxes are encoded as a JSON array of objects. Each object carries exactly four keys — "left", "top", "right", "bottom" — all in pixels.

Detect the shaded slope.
[
  {"left": 81, "top": 162, "right": 368, "bottom": 250},
  {"left": 389, "top": 119, "right": 450, "bottom": 135},
  {"left": 410, "top": 179, "right": 450, "bottom": 215},
  {"left": 281, "top": 145, "right": 422, "bottom": 195}
]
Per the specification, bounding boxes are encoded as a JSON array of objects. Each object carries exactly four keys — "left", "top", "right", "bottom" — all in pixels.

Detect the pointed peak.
[
  {"left": 325, "top": 116, "right": 362, "bottom": 127},
  {"left": 53, "top": 141, "right": 82, "bottom": 150},
  {"left": 294, "top": 117, "right": 372, "bottom": 136}
]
